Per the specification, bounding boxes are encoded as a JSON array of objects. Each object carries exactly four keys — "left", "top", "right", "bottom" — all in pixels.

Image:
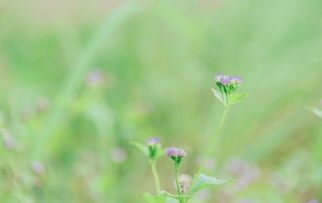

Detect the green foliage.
[
  {"left": 144, "top": 193, "right": 168, "bottom": 203},
  {"left": 190, "top": 174, "right": 234, "bottom": 194},
  {"left": 228, "top": 92, "right": 249, "bottom": 105}
]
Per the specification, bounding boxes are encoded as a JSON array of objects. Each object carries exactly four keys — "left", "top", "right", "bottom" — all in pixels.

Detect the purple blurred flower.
[
  {"left": 31, "top": 161, "right": 45, "bottom": 174},
  {"left": 167, "top": 147, "right": 178, "bottom": 157},
  {"left": 147, "top": 137, "right": 160, "bottom": 146},
  {"left": 1, "top": 129, "right": 16, "bottom": 149},
  {"left": 307, "top": 200, "right": 319, "bottom": 203},
  {"left": 86, "top": 69, "right": 106, "bottom": 87}
]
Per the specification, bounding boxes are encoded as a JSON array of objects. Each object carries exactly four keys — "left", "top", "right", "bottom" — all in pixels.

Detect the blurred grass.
[{"left": 0, "top": 0, "right": 322, "bottom": 202}]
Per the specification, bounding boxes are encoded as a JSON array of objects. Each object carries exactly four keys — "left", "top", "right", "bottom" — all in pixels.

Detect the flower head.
[
  {"left": 177, "top": 149, "right": 187, "bottom": 157},
  {"left": 167, "top": 147, "right": 187, "bottom": 163},
  {"left": 214, "top": 73, "right": 243, "bottom": 97},
  {"left": 167, "top": 147, "right": 178, "bottom": 157},
  {"left": 174, "top": 174, "right": 192, "bottom": 194},
  {"left": 147, "top": 137, "right": 160, "bottom": 146}
]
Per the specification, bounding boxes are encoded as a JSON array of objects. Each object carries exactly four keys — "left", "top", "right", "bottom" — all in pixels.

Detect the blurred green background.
[{"left": 0, "top": 0, "right": 321, "bottom": 202}]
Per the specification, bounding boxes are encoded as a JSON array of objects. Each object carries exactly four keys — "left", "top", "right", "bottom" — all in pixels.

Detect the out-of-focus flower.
[
  {"left": 175, "top": 174, "right": 192, "bottom": 194},
  {"left": 110, "top": 147, "right": 127, "bottom": 163},
  {"left": 36, "top": 97, "right": 50, "bottom": 111},
  {"left": 1, "top": 129, "right": 16, "bottom": 149},
  {"left": 147, "top": 137, "right": 160, "bottom": 146},
  {"left": 85, "top": 69, "right": 106, "bottom": 87},
  {"left": 31, "top": 161, "right": 45, "bottom": 174},
  {"left": 307, "top": 200, "right": 319, "bottom": 203}
]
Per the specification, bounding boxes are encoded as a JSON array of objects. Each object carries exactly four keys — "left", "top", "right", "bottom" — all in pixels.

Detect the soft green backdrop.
[{"left": 0, "top": 0, "right": 321, "bottom": 202}]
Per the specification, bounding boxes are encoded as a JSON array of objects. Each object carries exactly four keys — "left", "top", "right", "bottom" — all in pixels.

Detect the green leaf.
[
  {"left": 306, "top": 106, "right": 322, "bottom": 118},
  {"left": 228, "top": 92, "right": 248, "bottom": 105},
  {"left": 131, "top": 141, "right": 149, "bottom": 156},
  {"left": 211, "top": 88, "right": 224, "bottom": 104},
  {"left": 190, "top": 174, "right": 234, "bottom": 194},
  {"left": 156, "top": 148, "right": 167, "bottom": 159},
  {"left": 143, "top": 193, "right": 167, "bottom": 203},
  {"left": 160, "top": 191, "right": 191, "bottom": 201}
]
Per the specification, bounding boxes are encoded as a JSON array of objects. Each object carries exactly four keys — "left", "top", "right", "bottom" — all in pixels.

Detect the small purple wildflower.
[
  {"left": 167, "top": 147, "right": 178, "bottom": 157},
  {"left": 167, "top": 147, "right": 187, "bottom": 157},
  {"left": 177, "top": 149, "right": 187, "bottom": 157},
  {"left": 147, "top": 137, "right": 160, "bottom": 146},
  {"left": 214, "top": 74, "right": 243, "bottom": 86}
]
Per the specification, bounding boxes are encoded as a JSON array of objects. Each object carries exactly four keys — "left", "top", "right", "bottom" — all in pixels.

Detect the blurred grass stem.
[{"left": 190, "top": 107, "right": 229, "bottom": 193}]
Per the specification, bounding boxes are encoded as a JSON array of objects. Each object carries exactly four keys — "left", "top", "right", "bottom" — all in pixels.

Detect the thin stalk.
[
  {"left": 175, "top": 163, "right": 184, "bottom": 203},
  {"left": 190, "top": 107, "right": 229, "bottom": 193},
  {"left": 151, "top": 161, "right": 161, "bottom": 194}
]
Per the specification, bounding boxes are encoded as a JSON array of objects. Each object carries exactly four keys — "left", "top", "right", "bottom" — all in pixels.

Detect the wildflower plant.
[
  {"left": 131, "top": 137, "right": 165, "bottom": 194},
  {"left": 133, "top": 74, "right": 248, "bottom": 202}
]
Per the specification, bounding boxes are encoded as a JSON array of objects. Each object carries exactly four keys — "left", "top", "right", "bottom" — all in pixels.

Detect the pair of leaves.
[
  {"left": 211, "top": 88, "right": 248, "bottom": 106},
  {"left": 189, "top": 174, "right": 234, "bottom": 195}
]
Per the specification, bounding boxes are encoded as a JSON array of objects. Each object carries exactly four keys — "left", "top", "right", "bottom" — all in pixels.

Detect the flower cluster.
[
  {"left": 214, "top": 74, "right": 243, "bottom": 95},
  {"left": 167, "top": 147, "right": 187, "bottom": 164}
]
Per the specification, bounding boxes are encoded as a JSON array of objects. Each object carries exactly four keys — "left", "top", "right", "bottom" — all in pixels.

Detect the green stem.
[
  {"left": 151, "top": 161, "right": 161, "bottom": 194},
  {"left": 175, "top": 162, "right": 184, "bottom": 203},
  {"left": 190, "top": 106, "right": 229, "bottom": 193}
]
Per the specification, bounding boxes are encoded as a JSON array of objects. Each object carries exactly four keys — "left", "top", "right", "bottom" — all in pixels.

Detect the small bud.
[{"left": 147, "top": 137, "right": 160, "bottom": 146}]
